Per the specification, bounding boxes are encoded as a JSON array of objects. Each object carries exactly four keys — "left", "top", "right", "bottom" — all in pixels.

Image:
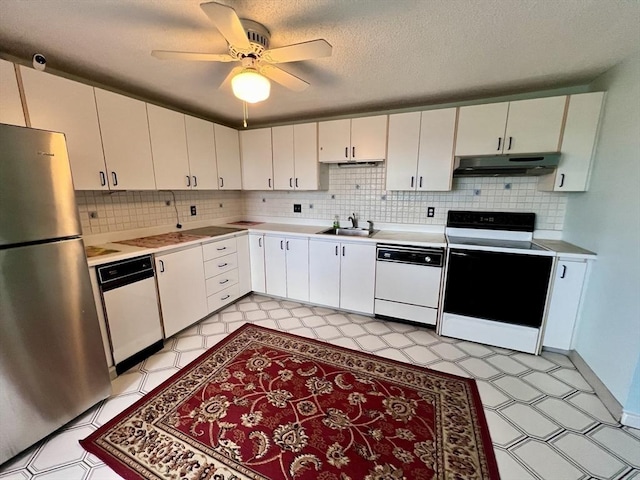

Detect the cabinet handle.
[
  {"left": 419, "top": 176, "right": 423, "bottom": 188},
  {"left": 221, "top": 294, "right": 230, "bottom": 300},
  {"left": 193, "top": 176, "right": 197, "bottom": 187},
  {"left": 497, "top": 137, "right": 502, "bottom": 151},
  {"left": 559, "top": 173, "right": 565, "bottom": 188},
  {"left": 217, "top": 246, "right": 227, "bottom": 251},
  {"left": 411, "top": 176, "right": 414, "bottom": 188},
  {"left": 352, "top": 146, "right": 355, "bottom": 158},
  {"left": 186, "top": 175, "right": 191, "bottom": 187},
  {"left": 219, "top": 177, "right": 224, "bottom": 188},
  {"left": 268, "top": 178, "right": 272, "bottom": 188},
  {"left": 218, "top": 262, "right": 228, "bottom": 268},
  {"left": 295, "top": 178, "right": 299, "bottom": 188},
  {"left": 99, "top": 171, "right": 106, "bottom": 187},
  {"left": 219, "top": 278, "right": 229, "bottom": 284},
  {"left": 335, "top": 245, "right": 338, "bottom": 256},
  {"left": 508, "top": 136, "right": 513, "bottom": 151},
  {"left": 159, "top": 260, "right": 165, "bottom": 272},
  {"left": 560, "top": 265, "right": 567, "bottom": 279},
  {"left": 345, "top": 147, "right": 348, "bottom": 158},
  {"left": 280, "top": 240, "right": 284, "bottom": 250},
  {"left": 289, "top": 177, "right": 293, "bottom": 188},
  {"left": 286, "top": 240, "right": 290, "bottom": 250},
  {"left": 342, "top": 246, "right": 345, "bottom": 256},
  {"left": 111, "top": 171, "right": 118, "bottom": 186},
  {"left": 258, "top": 237, "right": 262, "bottom": 247}
]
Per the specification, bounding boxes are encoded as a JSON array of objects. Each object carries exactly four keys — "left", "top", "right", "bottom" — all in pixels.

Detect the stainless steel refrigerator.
[{"left": 0, "top": 124, "right": 111, "bottom": 464}]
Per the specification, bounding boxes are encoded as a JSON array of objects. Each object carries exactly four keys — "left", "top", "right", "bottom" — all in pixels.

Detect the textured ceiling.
[{"left": 0, "top": 0, "right": 639, "bottom": 128}]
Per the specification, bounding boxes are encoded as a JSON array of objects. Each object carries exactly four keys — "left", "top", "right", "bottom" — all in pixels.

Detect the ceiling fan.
[{"left": 151, "top": 1, "right": 332, "bottom": 106}]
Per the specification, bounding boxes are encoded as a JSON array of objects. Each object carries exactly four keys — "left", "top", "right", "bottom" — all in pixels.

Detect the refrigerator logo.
[{"left": 37, "top": 151, "right": 55, "bottom": 157}]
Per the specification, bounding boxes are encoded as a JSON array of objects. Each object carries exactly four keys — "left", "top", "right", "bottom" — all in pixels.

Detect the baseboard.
[
  {"left": 621, "top": 411, "right": 640, "bottom": 429},
  {"left": 569, "top": 350, "right": 623, "bottom": 422}
]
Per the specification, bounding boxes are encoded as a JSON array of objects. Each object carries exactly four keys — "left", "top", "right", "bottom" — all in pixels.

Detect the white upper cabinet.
[
  {"left": 455, "top": 96, "right": 566, "bottom": 156},
  {"left": 386, "top": 108, "right": 457, "bottom": 191},
  {"left": 538, "top": 92, "right": 605, "bottom": 192},
  {"left": 20, "top": 67, "right": 108, "bottom": 190},
  {"left": 0, "top": 60, "right": 25, "bottom": 127},
  {"left": 240, "top": 128, "right": 273, "bottom": 190},
  {"left": 272, "top": 123, "right": 326, "bottom": 190},
  {"left": 184, "top": 115, "right": 218, "bottom": 190},
  {"left": 319, "top": 115, "right": 388, "bottom": 163},
  {"left": 214, "top": 123, "right": 242, "bottom": 190},
  {"left": 94, "top": 88, "right": 156, "bottom": 190},
  {"left": 147, "top": 104, "right": 190, "bottom": 190}
]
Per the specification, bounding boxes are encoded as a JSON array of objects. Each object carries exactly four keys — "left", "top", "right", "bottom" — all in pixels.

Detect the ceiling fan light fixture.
[{"left": 231, "top": 69, "right": 270, "bottom": 103}]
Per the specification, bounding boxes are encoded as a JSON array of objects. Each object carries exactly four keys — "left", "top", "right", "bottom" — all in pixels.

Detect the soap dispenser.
[{"left": 333, "top": 215, "right": 340, "bottom": 229}]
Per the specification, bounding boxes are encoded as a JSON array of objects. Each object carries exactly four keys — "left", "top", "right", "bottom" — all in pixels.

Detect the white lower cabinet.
[
  {"left": 543, "top": 259, "right": 589, "bottom": 350},
  {"left": 203, "top": 236, "right": 244, "bottom": 312},
  {"left": 264, "top": 236, "right": 309, "bottom": 302},
  {"left": 249, "top": 234, "right": 266, "bottom": 294},
  {"left": 236, "top": 234, "right": 252, "bottom": 296},
  {"left": 155, "top": 246, "right": 208, "bottom": 338},
  {"left": 309, "top": 239, "right": 376, "bottom": 314}
]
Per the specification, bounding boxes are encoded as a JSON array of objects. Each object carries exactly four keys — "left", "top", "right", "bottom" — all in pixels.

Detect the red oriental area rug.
[{"left": 81, "top": 324, "right": 499, "bottom": 480}]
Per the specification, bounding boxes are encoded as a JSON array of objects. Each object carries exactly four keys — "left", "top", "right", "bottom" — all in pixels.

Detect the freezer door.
[
  {"left": 0, "top": 124, "right": 81, "bottom": 246},
  {"left": 0, "top": 238, "right": 111, "bottom": 463}
]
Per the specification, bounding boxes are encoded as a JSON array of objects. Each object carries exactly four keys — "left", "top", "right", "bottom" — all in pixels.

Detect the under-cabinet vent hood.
[{"left": 453, "top": 153, "right": 560, "bottom": 177}]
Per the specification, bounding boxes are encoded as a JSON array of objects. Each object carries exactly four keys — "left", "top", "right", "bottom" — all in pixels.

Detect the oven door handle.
[{"left": 450, "top": 251, "right": 469, "bottom": 256}]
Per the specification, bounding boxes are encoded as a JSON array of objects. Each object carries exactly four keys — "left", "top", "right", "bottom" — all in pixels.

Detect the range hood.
[{"left": 453, "top": 153, "right": 560, "bottom": 177}]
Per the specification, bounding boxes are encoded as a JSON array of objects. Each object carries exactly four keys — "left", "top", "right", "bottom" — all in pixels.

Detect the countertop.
[{"left": 534, "top": 239, "right": 597, "bottom": 259}]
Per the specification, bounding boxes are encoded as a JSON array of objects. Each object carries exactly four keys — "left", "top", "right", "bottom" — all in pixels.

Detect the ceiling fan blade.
[
  {"left": 260, "top": 64, "right": 309, "bottom": 92},
  {"left": 200, "top": 1, "right": 250, "bottom": 49},
  {"left": 219, "top": 66, "right": 243, "bottom": 89},
  {"left": 262, "top": 39, "right": 332, "bottom": 64},
  {"left": 151, "top": 50, "right": 236, "bottom": 62}
]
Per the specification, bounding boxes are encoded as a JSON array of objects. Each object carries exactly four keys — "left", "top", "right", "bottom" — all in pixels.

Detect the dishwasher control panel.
[{"left": 376, "top": 245, "right": 444, "bottom": 267}]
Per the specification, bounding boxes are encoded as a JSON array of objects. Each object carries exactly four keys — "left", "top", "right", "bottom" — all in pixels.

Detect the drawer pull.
[
  {"left": 219, "top": 278, "right": 229, "bottom": 284},
  {"left": 221, "top": 294, "right": 230, "bottom": 300},
  {"left": 218, "top": 263, "right": 228, "bottom": 268},
  {"left": 217, "top": 246, "right": 227, "bottom": 251}
]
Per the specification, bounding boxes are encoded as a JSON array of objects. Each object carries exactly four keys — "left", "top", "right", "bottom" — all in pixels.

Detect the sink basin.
[{"left": 319, "top": 227, "right": 378, "bottom": 237}]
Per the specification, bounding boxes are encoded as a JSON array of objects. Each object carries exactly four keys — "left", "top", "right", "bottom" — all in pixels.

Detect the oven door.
[{"left": 443, "top": 248, "right": 553, "bottom": 328}]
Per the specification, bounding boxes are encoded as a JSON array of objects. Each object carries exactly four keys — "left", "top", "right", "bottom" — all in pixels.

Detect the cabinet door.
[
  {"left": 240, "top": 128, "right": 273, "bottom": 190},
  {"left": 0, "top": 59, "right": 25, "bottom": 127},
  {"left": 309, "top": 239, "right": 341, "bottom": 308},
  {"left": 249, "top": 233, "right": 266, "bottom": 293},
  {"left": 94, "top": 88, "right": 156, "bottom": 190},
  {"left": 455, "top": 102, "right": 509, "bottom": 156},
  {"left": 285, "top": 237, "right": 309, "bottom": 302},
  {"left": 185, "top": 115, "right": 218, "bottom": 190},
  {"left": 340, "top": 242, "right": 376, "bottom": 314},
  {"left": 236, "top": 234, "right": 251, "bottom": 296},
  {"left": 318, "top": 119, "right": 351, "bottom": 162},
  {"left": 504, "top": 96, "right": 566, "bottom": 154},
  {"left": 543, "top": 260, "right": 588, "bottom": 350},
  {"left": 272, "top": 125, "right": 295, "bottom": 190},
  {"left": 264, "top": 236, "right": 287, "bottom": 297},
  {"left": 293, "top": 123, "right": 319, "bottom": 190},
  {"left": 20, "top": 67, "right": 107, "bottom": 190},
  {"left": 386, "top": 112, "right": 421, "bottom": 191},
  {"left": 155, "top": 246, "right": 208, "bottom": 338},
  {"left": 350, "top": 115, "right": 388, "bottom": 162},
  {"left": 147, "top": 104, "right": 190, "bottom": 190},
  {"left": 417, "top": 108, "right": 457, "bottom": 191},
  {"left": 214, "top": 123, "right": 242, "bottom": 189}
]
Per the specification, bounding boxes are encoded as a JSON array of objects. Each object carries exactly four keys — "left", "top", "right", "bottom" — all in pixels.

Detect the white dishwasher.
[
  {"left": 97, "top": 255, "right": 164, "bottom": 374},
  {"left": 374, "top": 245, "right": 444, "bottom": 326}
]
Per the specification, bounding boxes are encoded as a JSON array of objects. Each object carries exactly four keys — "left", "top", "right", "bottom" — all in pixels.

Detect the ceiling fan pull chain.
[{"left": 243, "top": 101, "right": 248, "bottom": 128}]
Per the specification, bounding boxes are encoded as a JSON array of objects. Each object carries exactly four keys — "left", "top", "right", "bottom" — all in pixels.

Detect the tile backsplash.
[{"left": 76, "top": 164, "right": 568, "bottom": 235}]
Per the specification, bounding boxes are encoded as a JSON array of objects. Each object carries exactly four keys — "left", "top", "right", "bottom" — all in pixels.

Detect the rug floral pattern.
[{"left": 81, "top": 325, "right": 498, "bottom": 480}]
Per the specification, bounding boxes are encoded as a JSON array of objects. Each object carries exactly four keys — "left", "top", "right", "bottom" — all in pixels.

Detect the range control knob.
[{"left": 424, "top": 256, "right": 432, "bottom": 263}]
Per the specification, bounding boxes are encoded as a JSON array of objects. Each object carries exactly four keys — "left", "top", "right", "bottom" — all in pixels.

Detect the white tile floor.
[{"left": 2, "top": 294, "right": 639, "bottom": 480}]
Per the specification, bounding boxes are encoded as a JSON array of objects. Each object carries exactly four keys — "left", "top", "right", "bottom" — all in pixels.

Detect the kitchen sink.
[{"left": 319, "top": 227, "right": 378, "bottom": 237}]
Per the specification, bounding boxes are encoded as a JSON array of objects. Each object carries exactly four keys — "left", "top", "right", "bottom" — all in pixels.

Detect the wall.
[
  {"left": 564, "top": 53, "right": 640, "bottom": 418},
  {"left": 244, "top": 164, "right": 568, "bottom": 231},
  {"left": 76, "top": 190, "right": 243, "bottom": 235}
]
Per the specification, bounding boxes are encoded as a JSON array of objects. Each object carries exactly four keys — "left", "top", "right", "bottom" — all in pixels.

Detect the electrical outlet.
[
  {"left": 427, "top": 207, "right": 435, "bottom": 218},
  {"left": 293, "top": 204, "right": 302, "bottom": 213},
  {"left": 190, "top": 205, "right": 197, "bottom": 216},
  {"left": 89, "top": 211, "right": 98, "bottom": 219},
  {"left": 165, "top": 200, "right": 171, "bottom": 206}
]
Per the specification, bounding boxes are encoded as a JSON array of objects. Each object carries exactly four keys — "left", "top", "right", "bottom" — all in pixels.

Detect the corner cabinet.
[
  {"left": 542, "top": 259, "right": 589, "bottom": 350},
  {"left": 20, "top": 66, "right": 108, "bottom": 190},
  {"left": 318, "top": 115, "right": 388, "bottom": 163},
  {"left": 214, "top": 123, "right": 243, "bottom": 190},
  {"left": 240, "top": 127, "right": 273, "bottom": 190},
  {"left": 386, "top": 108, "right": 457, "bottom": 191},
  {"left": 249, "top": 233, "right": 266, "bottom": 293},
  {"left": 94, "top": 88, "right": 156, "bottom": 190},
  {"left": 455, "top": 96, "right": 567, "bottom": 156},
  {"left": 309, "top": 239, "right": 376, "bottom": 314},
  {"left": 0, "top": 60, "right": 26, "bottom": 127},
  {"left": 538, "top": 92, "right": 605, "bottom": 192}
]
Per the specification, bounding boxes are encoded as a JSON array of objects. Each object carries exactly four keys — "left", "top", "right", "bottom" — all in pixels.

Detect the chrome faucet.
[
  {"left": 348, "top": 213, "right": 358, "bottom": 228},
  {"left": 367, "top": 220, "right": 374, "bottom": 232}
]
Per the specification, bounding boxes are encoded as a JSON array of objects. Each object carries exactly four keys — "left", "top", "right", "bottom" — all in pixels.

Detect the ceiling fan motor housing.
[{"left": 229, "top": 19, "right": 270, "bottom": 59}]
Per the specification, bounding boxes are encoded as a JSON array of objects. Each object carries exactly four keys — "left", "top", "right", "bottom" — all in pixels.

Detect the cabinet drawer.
[
  {"left": 206, "top": 269, "right": 239, "bottom": 296},
  {"left": 204, "top": 253, "right": 238, "bottom": 278},
  {"left": 203, "top": 237, "right": 237, "bottom": 260},
  {"left": 207, "top": 284, "right": 240, "bottom": 313}
]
